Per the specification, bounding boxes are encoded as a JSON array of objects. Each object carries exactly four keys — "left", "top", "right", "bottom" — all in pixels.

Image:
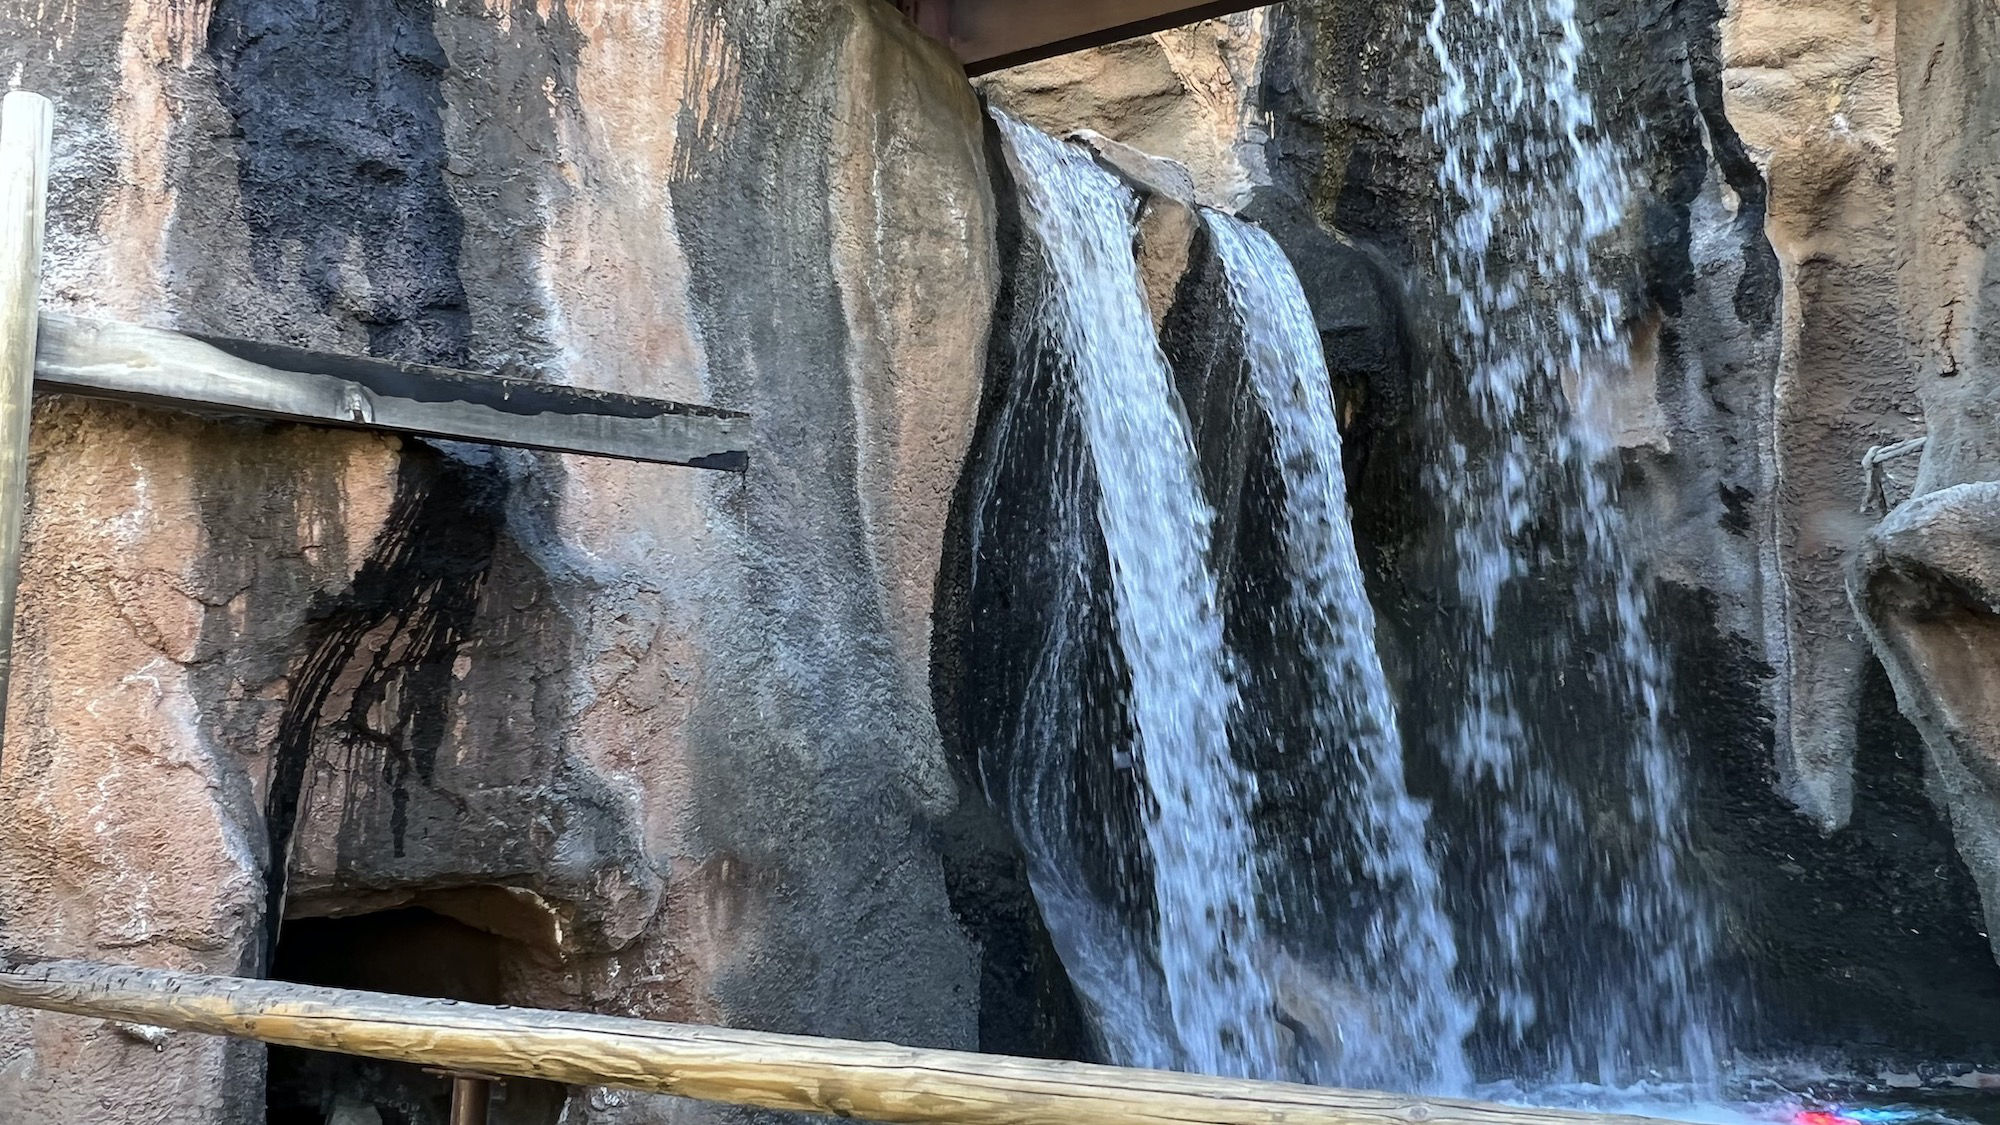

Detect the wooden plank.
[
  {"left": 0, "top": 91, "right": 52, "bottom": 755},
  {"left": 946, "top": 0, "right": 1276, "bottom": 75},
  {"left": 33, "top": 313, "right": 749, "bottom": 470},
  {"left": 0, "top": 957, "right": 1692, "bottom": 1125}
]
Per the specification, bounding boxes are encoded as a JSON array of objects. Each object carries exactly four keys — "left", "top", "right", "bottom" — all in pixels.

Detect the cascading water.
[
  {"left": 977, "top": 56, "right": 1717, "bottom": 1089},
  {"left": 983, "top": 110, "right": 1277, "bottom": 1080},
  {"left": 1202, "top": 210, "right": 1473, "bottom": 1093},
  {"left": 974, "top": 110, "right": 1479, "bottom": 1092},
  {"left": 1417, "top": 0, "right": 1721, "bottom": 1088}
]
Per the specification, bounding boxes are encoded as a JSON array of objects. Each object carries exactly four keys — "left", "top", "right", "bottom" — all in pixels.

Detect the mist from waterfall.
[
  {"left": 985, "top": 110, "right": 1278, "bottom": 1080},
  {"left": 1417, "top": 0, "right": 1721, "bottom": 1087},
  {"left": 1203, "top": 210, "right": 1473, "bottom": 1093}
]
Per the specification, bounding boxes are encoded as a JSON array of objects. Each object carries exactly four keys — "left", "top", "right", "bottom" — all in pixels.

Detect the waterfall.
[
  {"left": 984, "top": 110, "right": 1278, "bottom": 1080},
  {"left": 976, "top": 79, "right": 1714, "bottom": 1091},
  {"left": 1202, "top": 210, "right": 1474, "bottom": 1093},
  {"left": 1418, "top": 0, "right": 1721, "bottom": 1087}
]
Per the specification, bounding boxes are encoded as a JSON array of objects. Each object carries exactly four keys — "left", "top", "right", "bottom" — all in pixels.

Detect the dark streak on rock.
[
  {"left": 1719, "top": 481, "right": 1755, "bottom": 536},
  {"left": 205, "top": 0, "right": 507, "bottom": 967},
  {"left": 1677, "top": 0, "right": 1781, "bottom": 328},
  {"left": 260, "top": 453, "right": 502, "bottom": 962},
  {"left": 208, "top": 0, "right": 472, "bottom": 363},
  {"left": 1666, "top": 583, "right": 2000, "bottom": 1064}
]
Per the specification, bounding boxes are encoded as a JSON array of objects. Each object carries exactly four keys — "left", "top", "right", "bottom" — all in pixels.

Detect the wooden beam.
[
  {"left": 0, "top": 957, "right": 1691, "bottom": 1125},
  {"left": 947, "top": 0, "right": 1275, "bottom": 75},
  {"left": 0, "top": 91, "right": 52, "bottom": 756},
  {"left": 33, "top": 314, "right": 749, "bottom": 470}
]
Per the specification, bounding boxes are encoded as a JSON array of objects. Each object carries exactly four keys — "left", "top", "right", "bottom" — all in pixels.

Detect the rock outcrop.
[
  {"left": 0, "top": 2, "right": 999, "bottom": 1122},
  {"left": 9, "top": 0, "right": 2000, "bottom": 1112},
  {"left": 1850, "top": 0, "right": 2000, "bottom": 983},
  {"left": 977, "top": 13, "right": 1270, "bottom": 207},
  {"left": 1723, "top": 0, "right": 1919, "bottom": 832}
]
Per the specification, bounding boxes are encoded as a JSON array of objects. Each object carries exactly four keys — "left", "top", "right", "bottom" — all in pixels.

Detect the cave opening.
[{"left": 263, "top": 904, "right": 570, "bottom": 1125}]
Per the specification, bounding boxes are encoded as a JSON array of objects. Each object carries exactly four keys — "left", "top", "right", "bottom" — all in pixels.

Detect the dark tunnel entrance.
[{"left": 264, "top": 905, "right": 569, "bottom": 1125}]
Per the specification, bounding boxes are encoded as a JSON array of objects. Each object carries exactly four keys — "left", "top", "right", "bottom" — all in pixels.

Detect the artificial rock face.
[
  {"left": 11, "top": 0, "right": 2000, "bottom": 1115},
  {"left": 977, "top": 13, "right": 1271, "bottom": 208},
  {"left": 1723, "top": 0, "right": 1920, "bottom": 832},
  {"left": 0, "top": 1, "right": 997, "bottom": 1121},
  {"left": 1851, "top": 0, "right": 2000, "bottom": 980}
]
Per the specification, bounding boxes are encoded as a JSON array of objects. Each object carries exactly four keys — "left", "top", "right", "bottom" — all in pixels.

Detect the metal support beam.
[
  {"left": 0, "top": 91, "right": 52, "bottom": 758},
  {"left": 929, "top": 0, "right": 1277, "bottom": 75},
  {"left": 427, "top": 1068, "right": 498, "bottom": 1125},
  {"left": 34, "top": 314, "right": 749, "bottom": 470}
]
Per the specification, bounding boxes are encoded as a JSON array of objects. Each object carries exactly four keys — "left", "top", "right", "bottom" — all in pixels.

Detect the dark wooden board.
[
  {"left": 33, "top": 313, "right": 749, "bottom": 470},
  {"left": 943, "top": 0, "right": 1277, "bottom": 75}
]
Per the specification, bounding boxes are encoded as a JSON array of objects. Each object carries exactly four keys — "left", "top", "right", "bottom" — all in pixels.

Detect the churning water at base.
[
  {"left": 988, "top": 111, "right": 1277, "bottom": 1080},
  {"left": 1418, "top": 0, "right": 1721, "bottom": 1087},
  {"left": 1204, "top": 210, "right": 1473, "bottom": 1093}
]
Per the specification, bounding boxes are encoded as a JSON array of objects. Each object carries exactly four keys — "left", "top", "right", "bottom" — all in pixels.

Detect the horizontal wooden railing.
[{"left": 0, "top": 956, "right": 1693, "bottom": 1125}]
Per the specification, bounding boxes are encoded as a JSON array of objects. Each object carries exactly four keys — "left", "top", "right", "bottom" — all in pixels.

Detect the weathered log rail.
[{"left": 0, "top": 956, "right": 1692, "bottom": 1125}]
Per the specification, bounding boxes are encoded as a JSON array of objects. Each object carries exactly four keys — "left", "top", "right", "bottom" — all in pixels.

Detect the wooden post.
[
  {"left": 0, "top": 90, "right": 52, "bottom": 757},
  {"left": 0, "top": 957, "right": 1694, "bottom": 1125}
]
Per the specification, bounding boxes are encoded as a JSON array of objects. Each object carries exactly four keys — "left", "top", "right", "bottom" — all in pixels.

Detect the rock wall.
[
  {"left": 8, "top": 0, "right": 2000, "bottom": 1111},
  {"left": 1852, "top": 0, "right": 2000, "bottom": 986},
  {"left": 1723, "top": 0, "right": 1918, "bottom": 832},
  {"left": 976, "top": 13, "right": 1270, "bottom": 207},
  {"left": 0, "top": 1, "right": 1000, "bottom": 1122}
]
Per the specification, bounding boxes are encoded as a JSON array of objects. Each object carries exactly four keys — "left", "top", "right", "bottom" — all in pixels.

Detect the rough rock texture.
[
  {"left": 8, "top": 0, "right": 2000, "bottom": 1113},
  {"left": 1277, "top": 0, "right": 2000, "bottom": 1064},
  {"left": 977, "top": 0, "right": 2000, "bottom": 1068},
  {"left": 1892, "top": 0, "right": 2000, "bottom": 495},
  {"left": 1723, "top": 0, "right": 1920, "bottom": 831},
  {"left": 977, "top": 14, "right": 1270, "bottom": 207},
  {"left": 0, "top": 1, "right": 1000, "bottom": 1122},
  {"left": 1853, "top": 486, "right": 2000, "bottom": 956},
  {"left": 1850, "top": 0, "right": 2000, "bottom": 977}
]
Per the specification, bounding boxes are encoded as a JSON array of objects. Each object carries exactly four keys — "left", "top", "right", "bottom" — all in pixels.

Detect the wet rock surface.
[{"left": 1848, "top": 0, "right": 2000, "bottom": 1049}]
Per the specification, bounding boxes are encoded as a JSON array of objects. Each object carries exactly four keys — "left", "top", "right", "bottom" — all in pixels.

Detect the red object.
[{"left": 1797, "top": 1111, "right": 1858, "bottom": 1125}]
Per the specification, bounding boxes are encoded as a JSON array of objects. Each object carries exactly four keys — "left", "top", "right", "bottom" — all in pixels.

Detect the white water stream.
[
  {"left": 1205, "top": 209, "right": 1474, "bottom": 1092},
  {"left": 1419, "top": 0, "right": 1721, "bottom": 1086},
  {"left": 991, "top": 110, "right": 1277, "bottom": 1080}
]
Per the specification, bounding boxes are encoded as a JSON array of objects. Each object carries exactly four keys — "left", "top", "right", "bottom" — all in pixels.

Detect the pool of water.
[
  {"left": 1480, "top": 1074, "right": 2000, "bottom": 1125},
  {"left": 1734, "top": 1077, "right": 2000, "bottom": 1125}
]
